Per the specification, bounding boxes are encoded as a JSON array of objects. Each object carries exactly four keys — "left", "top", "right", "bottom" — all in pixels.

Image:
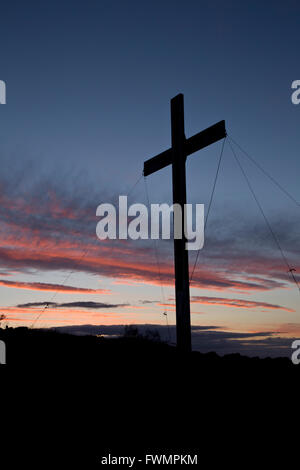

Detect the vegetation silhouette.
[{"left": 0, "top": 326, "right": 298, "bottom": 375}]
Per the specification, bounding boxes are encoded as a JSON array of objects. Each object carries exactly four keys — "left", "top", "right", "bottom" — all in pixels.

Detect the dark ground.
[{"left": 1, "top": 327, "right": 298, "bottom": 467}]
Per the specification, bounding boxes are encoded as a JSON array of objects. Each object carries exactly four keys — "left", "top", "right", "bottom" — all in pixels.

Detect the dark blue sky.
[
  {"left": 1, "top": 1, "right": 299, "bottom": 188},
  {"left": 1, "top": 0, "right": 299, "bottom": 244},
  {"left": 0, "top": 1, "right": 299, "bottom": 353}
]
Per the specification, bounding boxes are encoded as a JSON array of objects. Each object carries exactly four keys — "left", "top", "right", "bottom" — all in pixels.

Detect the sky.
[{"left": 0, "top": 0, "right": 299, "bottom": 356}]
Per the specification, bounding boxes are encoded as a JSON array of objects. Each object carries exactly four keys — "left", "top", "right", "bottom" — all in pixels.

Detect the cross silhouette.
[{"left": 144, "top": 94, "right": 226, "bottom": 352}]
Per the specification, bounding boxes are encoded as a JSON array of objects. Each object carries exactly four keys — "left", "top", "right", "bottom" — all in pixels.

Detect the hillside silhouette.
[
  {"left": 1, "top": 326, "right": 298, "bottom": 373},
  {"left": 2, "top": 325, "right": 298, "bottom": 467}
]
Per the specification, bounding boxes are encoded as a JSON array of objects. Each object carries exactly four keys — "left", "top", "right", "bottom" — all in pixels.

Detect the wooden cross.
[{"left": 144, "top": 94, "right": 226, "bottom": 352}]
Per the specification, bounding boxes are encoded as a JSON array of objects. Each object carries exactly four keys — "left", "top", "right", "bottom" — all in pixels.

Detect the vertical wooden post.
[{"left": 171, "top": 94, "right": 191, "bottom": 353}]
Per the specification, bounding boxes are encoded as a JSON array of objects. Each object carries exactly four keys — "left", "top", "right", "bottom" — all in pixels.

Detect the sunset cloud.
[
  {"left": 0, "top": 171, "right": 298, "bottom": 333},
  {"left": 16, "top": 301, "right": 129, "bottom": 309},
  {"left": 0, "top": 279, "right": 110, "bottom": 294},
  {"left": 190, "top": 296, "right": 295, "bottom": 312}
]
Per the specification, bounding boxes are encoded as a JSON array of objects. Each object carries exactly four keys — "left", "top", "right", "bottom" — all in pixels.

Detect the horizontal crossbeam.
[{"left": 144, "top": 120, "right": 226, "bottom": 177}]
